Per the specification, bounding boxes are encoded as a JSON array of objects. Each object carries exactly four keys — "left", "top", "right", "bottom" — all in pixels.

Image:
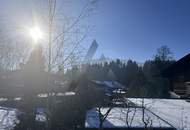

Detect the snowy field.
[
  {"left": 128, "top": 98, "right": 190, "bottom": 130},
  {"left": 0, "top": 107, "right": 46, "bottom": 130},
  {"left": 0, "top": 107, "right": 18, "bottom": 130},
  {"left": 85, "top": 107, "right": 172, "bottom": 128},
  {"left": 1, "top": 98, "right": 190, "bottom": 130}
]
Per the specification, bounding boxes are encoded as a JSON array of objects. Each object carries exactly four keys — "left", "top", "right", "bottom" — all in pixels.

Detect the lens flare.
[{"left": 29, "top": 26, "right": 43, "bottom": 43}]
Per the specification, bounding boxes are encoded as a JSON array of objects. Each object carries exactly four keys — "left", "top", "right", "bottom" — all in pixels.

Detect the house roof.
[
  {"left": 162, "top": 53, "right": 190, "bottom": 78},
  {"left": 91, "top": 80, "right": 126, "bottom": 96},
  {"left": 91, "top": 80, "right": 125, "bottom": 90}
]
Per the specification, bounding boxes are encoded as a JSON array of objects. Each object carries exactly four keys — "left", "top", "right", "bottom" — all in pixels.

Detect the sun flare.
[{"left": 29, "top": 26, "right": 43, "bottom": 43}]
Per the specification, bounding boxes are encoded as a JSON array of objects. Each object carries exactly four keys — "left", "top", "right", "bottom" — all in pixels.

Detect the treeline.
[
  {"left": 12, "top": 45, "right": 175, "bottom": 130},
  {"left": 65, "top": 45, "right": 175, "bottom": 98}
]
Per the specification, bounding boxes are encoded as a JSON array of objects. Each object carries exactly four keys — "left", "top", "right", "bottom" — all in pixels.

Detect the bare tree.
[
  {"left": 44, "top": 0, "right": 98, "bottom": 129},
  {"left": 0, "top": 36, "right": 29, "bottom": 71},
  {"left": 43, "top": 0, "right": 99, "bottom": 72},
  {"left": 97, "top": 107, "right": 112, "bottom": 130},
  {"left": 0, "top": 1, "right": 98, "bottom": 130},
  {"left": 125, "top": 102, "right": 137, "bottom": 128},
  {"left": 0, "top": 0, "right": 98, "bottom": 71},
  {"left": 141, "top": 98, "right": 153, "bottom": 129},
  {"left": 154, "top": 45, "right": 173, "bottom": 61}
]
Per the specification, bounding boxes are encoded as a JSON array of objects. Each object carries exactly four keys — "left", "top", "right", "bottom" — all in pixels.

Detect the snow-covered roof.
[
  {"left": 92, "top": 80, "right": 125, "bottom": 90},
  {"left": 85, "top": 107, "right": 172, "bottom": 129},
  {"left": 128, "top": 98, "right": 190, "bottom": 130}
]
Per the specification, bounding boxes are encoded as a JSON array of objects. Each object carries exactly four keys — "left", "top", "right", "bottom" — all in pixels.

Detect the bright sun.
[{"left": 29, "top": 26, "right": 43, "bottom": 43}]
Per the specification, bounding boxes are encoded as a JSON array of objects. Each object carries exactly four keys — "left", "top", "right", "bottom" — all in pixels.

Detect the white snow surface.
[
  {"left": 85, "top": 107, "right": 172, "bottom": 128},
  {"left": 128, "top": 98, "right": 190, "bottom": 130},
  {"left": 0, "top": 107, "right": 47, "bottom": 129},
  {"left": 0, "top": 107, "right": 18, "bottom": 130}
]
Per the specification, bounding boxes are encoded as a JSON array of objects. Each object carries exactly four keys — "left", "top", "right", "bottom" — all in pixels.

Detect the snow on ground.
[
  {"left": 0, "top": 107, "right": 47, "bottom": 129},
  {"left": 38, "top": 92, "right": 76, "bottom": 97},
  {"left": 128, "top": 98, "right": 190, "bottom": 130},
  {"left": 35, "top": 107, "right": 46, "bottom": 122},
  {"left": 85, "top": 107, "right": 172, "bottom": 128},
  {"left": 0, "top": 107, "right": 18, "bottom": 130}
]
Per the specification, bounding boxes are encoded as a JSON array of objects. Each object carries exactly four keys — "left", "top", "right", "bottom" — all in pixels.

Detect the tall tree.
[
  {"left": 154, "top": 45, "right": 173, "bottom": 62},
  {"left": 15, "top": 45, "right": 47, "bottom": 130}
]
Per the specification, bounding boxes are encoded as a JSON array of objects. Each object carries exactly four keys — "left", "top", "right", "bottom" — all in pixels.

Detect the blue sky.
[
  {"left": 92, "top": 0, "right": 190, "bottom": 62},
  {"left": 0, "top": 0, "right": 190, "bottom": 62}
]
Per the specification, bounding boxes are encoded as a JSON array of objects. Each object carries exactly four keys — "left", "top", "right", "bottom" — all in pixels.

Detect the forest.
[{"left": 64, "top": 45, "right": 175, "bottom": 98}]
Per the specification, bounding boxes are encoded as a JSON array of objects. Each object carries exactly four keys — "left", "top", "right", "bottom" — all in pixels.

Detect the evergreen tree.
[{"left": 15, "top": 45, "right": 47, "bottom": 130}]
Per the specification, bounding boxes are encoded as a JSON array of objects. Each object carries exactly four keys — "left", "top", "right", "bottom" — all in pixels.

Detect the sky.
[
  {"left": 92, "top": 0, "right": 190, "bottom": 62},
  {"left": 0, "top": 0, "right": 190, "bottom": 62}
]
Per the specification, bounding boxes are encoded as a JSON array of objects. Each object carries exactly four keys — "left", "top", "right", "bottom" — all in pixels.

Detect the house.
[
  {"left": 91, "top": 80, "right": 126, "bottom": 98},
  {"left": 162, "top": 53, "right": 190, "bottom": 98}
]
